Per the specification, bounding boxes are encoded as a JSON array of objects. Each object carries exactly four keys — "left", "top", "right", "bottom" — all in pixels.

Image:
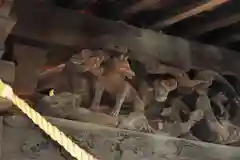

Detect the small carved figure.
[{"left": 88, "top": 55, "right": 145, "bottom": 116}]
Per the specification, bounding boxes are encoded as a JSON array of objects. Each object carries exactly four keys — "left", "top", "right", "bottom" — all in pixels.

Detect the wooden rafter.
[
  {"left": 215, "top": 33, "right": 240, "bottom": 45},
  {"left": 151, "top": 0, "right": 229, "bottom": 30},
  {"left": 12, "top": 1, "right": 240, "bottom": 78},
  {"left": 184, "top": 13, "right": 240, "bottom": 38}
]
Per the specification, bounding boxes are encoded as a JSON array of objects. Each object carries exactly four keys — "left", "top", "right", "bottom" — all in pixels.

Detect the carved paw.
[
  {"left": 110, "top": 108, "right": 121, "bottom": 117},
  {"left": 90, "top": 104, "right": 101, "bottom": 112}
]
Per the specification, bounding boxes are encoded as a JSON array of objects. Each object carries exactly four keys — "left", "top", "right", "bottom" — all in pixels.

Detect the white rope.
[{"left": 0, "top": 80, "right": 97, "bottom": 160}]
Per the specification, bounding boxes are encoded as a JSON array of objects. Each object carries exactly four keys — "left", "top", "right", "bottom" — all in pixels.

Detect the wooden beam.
[
  {"left": 215, "top": 33, "right": 240, "bottom": 45},
  {"left": 209, "top": 23, "right": 240, "bottom": 45},
  {"left": 122, "top": 0, "right": 165, "bottom": 17},
  {"left": 184, "top": 12, "right": 240, "bottom": 38},
  {"left": 151, "top": 0, "right": 229, "bottom": 30},
  {"left": 12, "top": 1, "right": 240, "bottom": 79}
]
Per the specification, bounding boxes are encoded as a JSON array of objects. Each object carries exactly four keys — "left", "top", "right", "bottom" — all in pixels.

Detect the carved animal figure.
[
  {"left": 195, "top": 70, "right": 239, "bottom": 98},
  {"left": 138, "top": 78, "right": 177, "bottom": 106},
  {"left": 69, "top": 49, "right": 110, "bottom": 73},
  {"left": 37, "top": 49, "right": 109, "bottom": 94},
  {"left": 87, "top": 54, "right": 145, "bottom": 116},
  {"left": 157, "top": 109, "right": 204, "bottom": 137},
  {"left": 161, "top": 97, "right": 190, "bottom": 122},
  {"left": 196, "top": 95, "right": 240, "bottom": 144},
  {"left": 145, "top": 62, "right": 207, "bottom": 90}
]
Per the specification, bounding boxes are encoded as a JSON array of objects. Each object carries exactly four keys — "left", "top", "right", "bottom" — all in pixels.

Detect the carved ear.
[
  {"left": 81, "top": 49, "right": 92, "bottom": 60},
  {"left": 120, "top": 54, "right": 124, "bottom": 60},
  {"left": 161, "top": 79, "right": 178, "bottom": 91},
  {"left": 124, "top": 56, "right": 129, "bottom": 60}
]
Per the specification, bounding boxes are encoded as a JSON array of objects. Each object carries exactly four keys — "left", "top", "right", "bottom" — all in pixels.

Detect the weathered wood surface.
[
  {"left": 12, "top": 0, "right": 240, "bottom": 79},
  {"left": 2, "top": 115, "right": 240, "bottom": 160},
  {"left": 0, "top": 60, "right": 15, "bottom": 112},
  {"left": 2, "top": 115, "right": 65, "bottom": 160},
  {"left": 12, "top": 44, "right": 47, "bottom": 95},
  {"left": 0, "top": 0, "right": 15, "bottom": 58}
]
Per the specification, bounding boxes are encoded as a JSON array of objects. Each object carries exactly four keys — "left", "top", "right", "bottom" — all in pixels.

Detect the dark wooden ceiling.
[{"left": 38, "top": 0, "right": 240, "bottom": 51}]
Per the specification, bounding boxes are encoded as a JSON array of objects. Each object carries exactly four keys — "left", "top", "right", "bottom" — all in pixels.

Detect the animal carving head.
[
  {"left": 114, "top": 55, "right": 135, "bottom": 79},
  {"left": 153, "top": 78, "right": 177, "bottom": 102},
  {"left": 70, "top": 49, "right": 109, "bottom": 73}
]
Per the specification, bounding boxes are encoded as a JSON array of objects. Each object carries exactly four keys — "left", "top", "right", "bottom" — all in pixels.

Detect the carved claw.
[
  {"left": 118, "top": 112, "right": 156, "bottom": 133},
  {"left": 111, "top": 105, "right": 123, "bottom": 117},
  {"left": 172, "top": 110, "right": 204, "bottom": 137},
  {"left": 196, "top": 95, "right": 234, "bottom": 144},
  {"left": 219, "top": 120, "right": 240, "bottom": 144},
  {"left": 157, "top": 109, "right": 203, "bottom": 137},
  {"left": 180, "top": 132, "right": 201, "bottom": 141},
  {"left": 166, "top": 98, "right": 190, "bottom": 122},
  {"left": 186, "top": 109, "right": 204, "bottom": 128}
]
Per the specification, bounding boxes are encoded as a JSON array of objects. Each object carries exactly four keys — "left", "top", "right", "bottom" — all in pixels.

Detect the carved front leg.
[
  {"left": 90, "top": 81, "right": 104, "bottom": 111},
  {"left": 163, "top": 98, "right": 190, "bottom": 122},
  {"left": 111, "top": 84, "right": 130, "bottom": 117},
  {"left": 211, "top": 93, "right": 229, "bottom": 119},
  {"left": 180, "top": 109, "right": 204, "bottom": 134},
  {"left": 160, "top": 109, "right": 204, "bottom": 137},
  {"left": 133, "top": 96, "right": 145, "bottom": 113},
  {"left": 196, "top": 95, "right": 229, "bottom": 143}
]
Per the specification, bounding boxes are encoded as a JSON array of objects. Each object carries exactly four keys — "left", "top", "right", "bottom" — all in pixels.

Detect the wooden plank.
[
  {"left": 47, "top": 116, "right": 240, "bottom": 160},
  {"left": 122, "top": 0, "right": 164, "bottom": 17},
  {"left": 2, "top": 116, "right": 65, "bottom": 160},
  {"left": 12, "top": 1, "right": 240, "bottom": 79},
  {"left": 3, "top": 115, "right": 240, "bottom": 160},
  {"left": 151, "top": 0, "right": 229, "bottom": 30}
]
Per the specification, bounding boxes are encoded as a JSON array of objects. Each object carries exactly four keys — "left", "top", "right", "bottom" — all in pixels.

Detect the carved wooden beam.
[{"left": 11, "top": 0, "right": 240, "bottom": 79}]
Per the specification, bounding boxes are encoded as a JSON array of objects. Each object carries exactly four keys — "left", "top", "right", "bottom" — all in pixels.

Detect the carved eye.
[{"left": 81, "top": 49, "right": 92, "bottom": 59}]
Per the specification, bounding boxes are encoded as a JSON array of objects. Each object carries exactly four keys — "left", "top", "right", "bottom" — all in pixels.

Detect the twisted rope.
[{"left": 0, "top": 80, "right": 97, "bottom": 160}]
